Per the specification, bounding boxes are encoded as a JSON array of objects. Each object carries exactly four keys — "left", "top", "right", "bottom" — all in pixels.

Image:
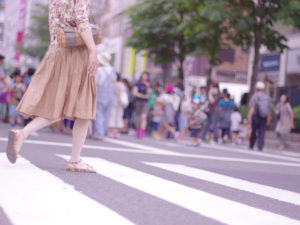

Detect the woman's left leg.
[
  {"left": 70, "top": 118, "right": 89, "bottom": 162},
  {"left": 64, "top": 118, "right": 96, "bottom": 173},
  {"left": 139, "top": 113, "right": 147, "bottom": 138}
]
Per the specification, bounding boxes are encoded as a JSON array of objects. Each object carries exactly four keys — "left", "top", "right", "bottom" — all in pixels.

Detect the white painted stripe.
[
  {"left": 277, "top": 151, "right": 300, "bottom": 158},
  {"left": 146, "top": 162, "right": 300, "bottom": 206},
  {"left": 58, "top": 154, "right": 300, "bottom": 225},
  {"left": 200, "top": 143, "right": 300, "bottom": 163},
  {"left": 1, "top": 136, "right": 299, "bottom": 167},
  {"left": 105, "top": 139, "right": 300, "bottom": 168},
  {"left": 0, "top": 137, "right": 144, "bottom": 154},
  {"left": 0, "top": 154, "right": 133, "bottom": 225}
]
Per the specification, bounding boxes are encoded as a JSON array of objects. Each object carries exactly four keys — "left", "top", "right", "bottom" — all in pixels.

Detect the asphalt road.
[{"left": 0, "top": 123, "right": 300, "bottom": 225}]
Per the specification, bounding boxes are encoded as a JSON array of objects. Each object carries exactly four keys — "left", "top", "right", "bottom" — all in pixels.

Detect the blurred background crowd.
[
  {"left": 0, "top": 51, "right": 296, "bottom": 151},
  {"left": 0, "top": 0, "right": 300, "bottom": 150}
]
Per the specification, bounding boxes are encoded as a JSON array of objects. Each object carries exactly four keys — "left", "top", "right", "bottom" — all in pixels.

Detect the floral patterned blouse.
[{"left": 49, "top": 0, "right": 90, "bottom": 45}]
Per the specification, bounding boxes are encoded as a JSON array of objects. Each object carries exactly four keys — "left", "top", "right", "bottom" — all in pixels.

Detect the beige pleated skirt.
[{"left": 17, "top": 45, "right": 97, "bottom": 120}]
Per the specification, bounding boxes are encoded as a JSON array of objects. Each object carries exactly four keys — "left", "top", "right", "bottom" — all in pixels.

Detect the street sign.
[{"left": 260, "top": 54, "right": 281, "bottom": 72}]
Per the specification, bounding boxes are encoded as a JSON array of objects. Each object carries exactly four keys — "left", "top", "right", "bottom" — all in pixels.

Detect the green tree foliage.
[
  {"left": 127, "top": 0, "right": 208, "bottom": 81},
  {"left": 22, "top": 3, "right": 50, "bottom": 60},
  {"left": 226, "top": 0, "right": 300, "bottom": 100},
  {"left": 186, "top": 0, "right": 229, "bottom": 87},
  {"left": 127, "top": 0, "right": 236, "bottom": 86}
]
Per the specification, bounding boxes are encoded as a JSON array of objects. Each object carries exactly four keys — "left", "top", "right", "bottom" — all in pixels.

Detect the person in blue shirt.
[
  {"left": 132, "top": 72, "right": 151, "bottom": 138},
  {"left": 218, "top": 93, "right": 235, "bottom": 143}
]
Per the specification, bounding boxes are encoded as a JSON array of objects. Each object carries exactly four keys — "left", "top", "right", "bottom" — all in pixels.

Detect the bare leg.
[
  {"left": 22, "top": 117, "right": 61, "bottom": 139},
  {"left": 70, "top": 118, "right": 89, "bottom": 162},
  {"left": 107, "top": 127, "right": 114, "bottom": 137},
  {"left": 232, "top": 134, "right": 236, "bottom": 144},
  {"left": 7, "top": 117, "right": 60, "bottom": 162},
  {"left": 141, "top": 113, "right": 147, "bottom": 130},
  {"left": 135, "top": 115, "right": 141, "bottom": 130}
]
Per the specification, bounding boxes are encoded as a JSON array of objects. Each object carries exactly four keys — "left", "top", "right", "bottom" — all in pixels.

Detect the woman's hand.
[{"left": 88, "top": 51, "right": 99, "bottom": 76}]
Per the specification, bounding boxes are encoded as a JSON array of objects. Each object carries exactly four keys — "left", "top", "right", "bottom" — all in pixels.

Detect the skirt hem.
[{"left": 17, "top": 110, "right": 95, "bottom": 121}]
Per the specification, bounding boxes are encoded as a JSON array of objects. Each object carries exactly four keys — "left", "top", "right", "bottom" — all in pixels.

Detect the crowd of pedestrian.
[
  {"left": 0, "top": 55, "right": 36, "bottom": 127},
  {"left": 0, "top": 52, "right": 295, "bottom": 152},
  {"left": 88, "top": 52, "right": 257, "bottom": 149}
]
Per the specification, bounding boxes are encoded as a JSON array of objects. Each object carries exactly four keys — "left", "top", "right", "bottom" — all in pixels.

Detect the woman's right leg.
[
  {"left": 7, "top": 117, "right": 60, "bottom": 163},
  {"left": 22, "top": 117, "right": 61, "bottom": 139}
]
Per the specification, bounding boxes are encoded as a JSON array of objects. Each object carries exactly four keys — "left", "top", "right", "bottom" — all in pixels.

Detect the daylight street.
[{"left": 1, "top": 124, "right": 300, "bottom": 225}]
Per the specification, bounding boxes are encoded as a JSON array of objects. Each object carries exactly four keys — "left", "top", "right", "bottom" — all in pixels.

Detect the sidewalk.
[
  {"left": 137, "top": 131, "right": 300, "bottom": 156},
  {"left": 265, "top": 132, "right": 300, "bottom": 152}
]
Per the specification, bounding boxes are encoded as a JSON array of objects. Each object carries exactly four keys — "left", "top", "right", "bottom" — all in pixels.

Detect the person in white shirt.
[
  {"left": 231, "top": 107, "right": 242, "bottom": 145},
  {"left": 107, "top": 73, "right": 128, "bottom": 139}
]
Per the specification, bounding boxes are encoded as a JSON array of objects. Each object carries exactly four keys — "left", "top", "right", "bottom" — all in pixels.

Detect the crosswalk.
[{"left": 1, "top": 138, "right": 300, "bottom": 225}]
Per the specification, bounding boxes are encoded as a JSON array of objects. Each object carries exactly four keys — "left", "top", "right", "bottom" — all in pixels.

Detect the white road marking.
[
  {"left": 58, "top": 154, "right": 300, "bottom": 225},
  {"left": 146, "top": 162, "right": 300, "bottom": 206},
  {"left": 277, "top": 151, "right": 300, "bottom": 158},
  {"left": 105, "top": 139, "right": 300, "bottom": 167},
  {"left": 200, "top": 143, "right": 300, "bottom": 163},
  {"left": 0, "top": 154, "right": 133, "bottom": 225},
  {"left": 1, "top": 136, "right": 299, "bottom": 167},
  {"left": 0, "top": 137, "right": 144, "bottom": 154}
]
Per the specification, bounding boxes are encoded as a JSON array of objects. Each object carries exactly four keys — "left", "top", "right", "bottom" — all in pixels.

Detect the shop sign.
[{"left": 260, "top": 54, "right": 280, "bottom": 72}]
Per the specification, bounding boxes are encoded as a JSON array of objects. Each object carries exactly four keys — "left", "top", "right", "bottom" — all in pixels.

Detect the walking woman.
[
  {"left": 275, "top": 94, "right": 294, "bottom": 150},
  {"left": 132, "top": 72, "right": 150, "bottom": 138},
  {"left": 6, "top": 0, "right": 99, "bottom": 173}
]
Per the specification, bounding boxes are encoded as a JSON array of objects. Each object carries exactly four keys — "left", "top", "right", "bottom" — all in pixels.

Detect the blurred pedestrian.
[
  {"left": 23, "top": 68, "right": 35, "bottom": 87},
  {"left": 8, "top": 72, "right": 26, "bottom": 127},
  {"left": 188, "top": 99, "right": 207, "bottom": 147},
  {"left": 201, "top": 82, "right": 221, "bottom": 143},
  {"left": 275, "top": 93, "right": 294, "bottom": 150},
  {"left": 193, "top": 86, "right": 208, "bottom": 111},
  {"left": 151, "top": 97, "right": 163, "bottom": 134},
  {"left": 93, "top": 52, "right": 119, "bottom": 140},
  {"left": 133, "top": 71, "right": 151, "bottom": 138},
  {"left": 239, "top": 119, "right": 250, "bottom": 144},
  {"left": 0, "top": 55, "right": 5, "bottom": 77},
  {"left": 153, "top": 86, "right": 178, "bottom": 139},
  {"left": 107, "top": 73, "right": 127, "bottom": 139},
  {"left": 248, "top": 82, "right": 271, "bottom": 151},
  {"left": 218, "top": 93, "right": 235, "bottom": 143},
  {"left": 174, "top": 82, "right": 184, "bottom": 132},
  {"left": 179, "top": 95, "right": 191, "bottom": 138},
  {"left": 147, "top": 82, "right": 161, "bottom": 135},
  {"left": 7, "top": 0, "right": 99, "bottom": 173},
  {"left": 122, "top": 78, "right": 134, "bottom": 134},
  {"left": 231, "top": 107, "right": 242, "bottom": 145},
  {"left": 0, "top": 74, "right": 8, "bottom": 122}
]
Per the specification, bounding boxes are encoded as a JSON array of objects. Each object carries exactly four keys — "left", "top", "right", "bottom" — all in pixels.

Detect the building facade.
[
  {"left": 3, "top": 0, "right": 19, "bottom": 68},
  {"left": 2, "top": 0, "right": 101, "bottom": 70},
  {"left": 3, "top": 0, "right": 47, "bottom": 69},
  {"left": 99, "top": 0, "right": 150, "bottom": 81},
  {"left": 0, "top": 0, "right": 5, "bottom": 53},
  {"left": 247, "top": 24, "right": 300, "bottom": 102}
]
